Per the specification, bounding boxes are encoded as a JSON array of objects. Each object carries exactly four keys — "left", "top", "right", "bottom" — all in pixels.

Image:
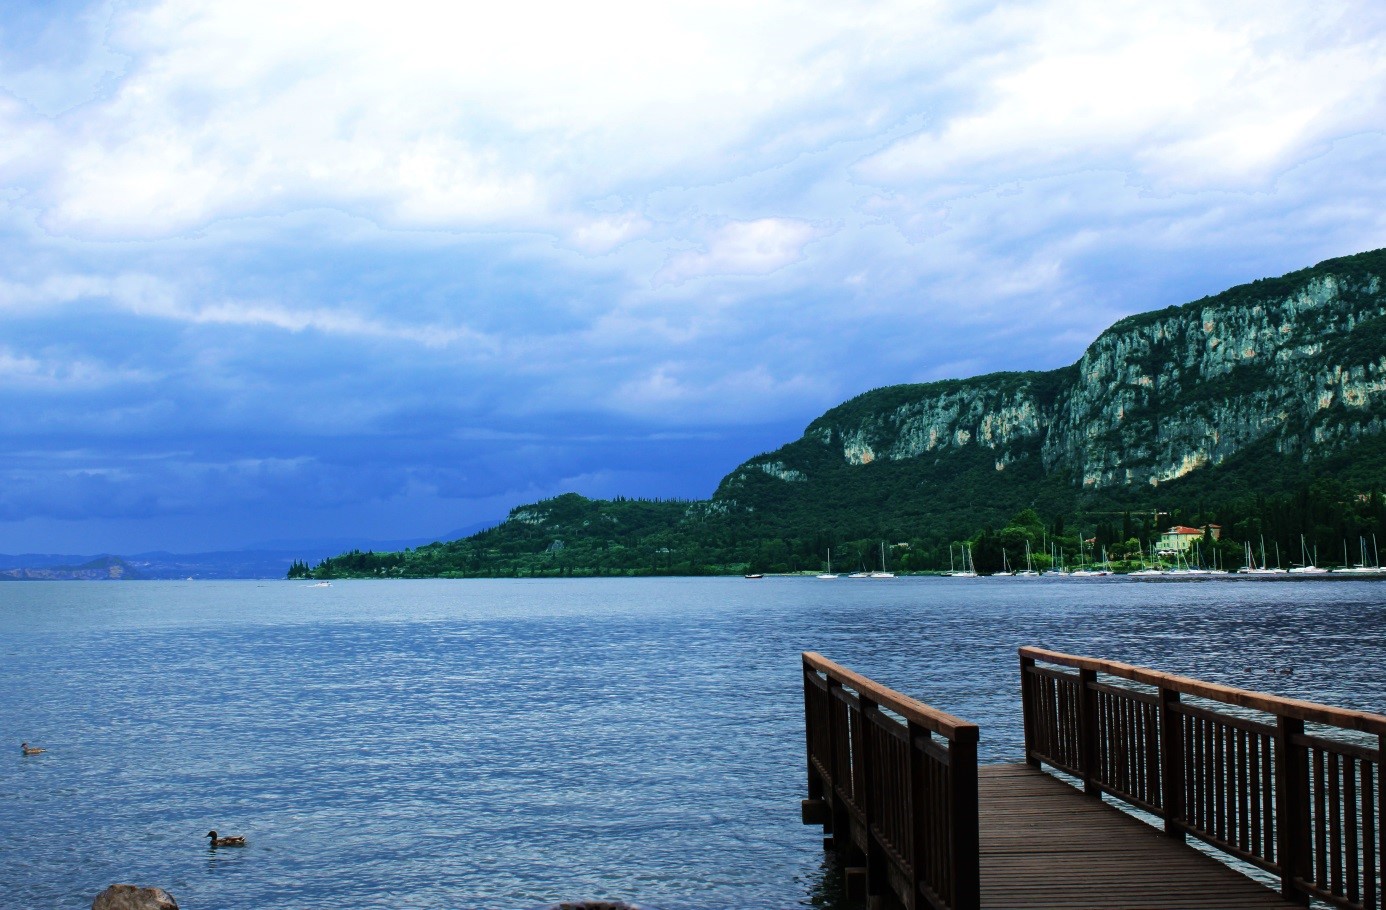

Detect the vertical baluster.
[
  {"left": 1262, "top": 732, "right": 1276, "bottom": 865},
  {"left": 1362, "top": 755, "right": 1377, "bottom": 910},
  {"left": 1247, "top": 725, "right": 1258, "bottom": 853},
  {"left": 1329, "top": 751, "right": 1343, "bottom": 899},
  {"left": 1190, "top": 716, "right": 1201, "bottom": 834},
  {"left": 1250, "top": 731, "right": 1263, "bottom": 857},
  {"left": 1146, "top": 702, "right": 1161, "bottom": 809},
  {"left": 1345, "top": 754, "right": 1359, "bottom": 907},
  {"left": 1315, "top": 747, "right": 1328, "bottom": 894}
]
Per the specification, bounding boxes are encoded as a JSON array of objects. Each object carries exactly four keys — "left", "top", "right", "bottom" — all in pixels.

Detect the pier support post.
[
  {"left": 1159, "top": 687, "right": 1185, "bottom": 840},
  {"left": 1078, "top": 667, "right": 1099, "bottom": 795},
  {"left": 1020, "top": 653, "right": 1039, "bottom": 768},
  {"left": 1275, "top": 716, "right": 1310, "bottom": 906}
]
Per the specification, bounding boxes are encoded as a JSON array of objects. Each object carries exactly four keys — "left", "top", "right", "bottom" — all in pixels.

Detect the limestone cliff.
[{"left": 717, "top": 249, "right": 1386, "bottom": 505}]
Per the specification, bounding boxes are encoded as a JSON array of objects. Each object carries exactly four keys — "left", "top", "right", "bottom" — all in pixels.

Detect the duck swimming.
[
  {"left": 207, "top": 830, "right": 246, "bottom": 847},
  {"left": 20, "top": 742, "right": 45, "bottom": 755}
]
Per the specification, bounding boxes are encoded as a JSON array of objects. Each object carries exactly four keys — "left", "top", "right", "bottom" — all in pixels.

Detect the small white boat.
[
  {"left": 817, "top": 548, "right": 838, "bottom": 579},
  {"left": 870, "top": 542, "right": 895, "bottom": 578}
]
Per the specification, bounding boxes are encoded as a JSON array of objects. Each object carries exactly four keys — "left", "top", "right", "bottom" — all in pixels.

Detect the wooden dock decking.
[
  {"left": 977, "top": 763, "right": 1297, "bottom": 909},
  {"left": 802, "top": 649, "right": 1386, "bottom": 910}
]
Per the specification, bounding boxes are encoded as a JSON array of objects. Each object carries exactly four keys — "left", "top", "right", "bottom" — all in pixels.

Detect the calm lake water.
[{"left": 2, "top": 576, "right": 1385, "bottom": 909}]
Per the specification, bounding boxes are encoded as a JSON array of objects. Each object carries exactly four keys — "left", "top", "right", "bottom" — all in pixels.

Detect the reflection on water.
[{"left": 0, "top": 577, "right": 1382, "bottom": 908}]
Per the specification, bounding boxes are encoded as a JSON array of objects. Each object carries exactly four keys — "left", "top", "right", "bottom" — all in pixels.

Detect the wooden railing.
[
  {"left": 1020, "top": 645, "right": 1386, "bottom": 910},
  {"left": 802, "top": 652, "right": 980, "bottom": 910}
]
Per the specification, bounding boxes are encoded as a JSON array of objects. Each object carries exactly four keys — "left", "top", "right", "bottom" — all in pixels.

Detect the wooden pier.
[{"left": 801, "top": 648, "right": 1386, "bottom": 910}]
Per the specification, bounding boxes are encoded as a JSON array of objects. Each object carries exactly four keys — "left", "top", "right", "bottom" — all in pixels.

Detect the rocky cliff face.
[{"left": 719, "top": 249, "right": 1386, "bottom": 498}]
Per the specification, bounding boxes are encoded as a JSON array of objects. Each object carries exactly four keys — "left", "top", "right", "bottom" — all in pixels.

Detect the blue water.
[{"left": 2, "top": 577, "right": 1384, "bottom": 909}]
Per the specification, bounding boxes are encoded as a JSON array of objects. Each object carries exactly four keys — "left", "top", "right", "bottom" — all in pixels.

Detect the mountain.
[
  {"left": 0, "top": 555, "right": 140, "bottom": 581},
  {"left": 307, "top": 248, "right": 1386, "bottom": 578},
  {"left": 0, "top": 521, "right": 503, "bottom": 580}
]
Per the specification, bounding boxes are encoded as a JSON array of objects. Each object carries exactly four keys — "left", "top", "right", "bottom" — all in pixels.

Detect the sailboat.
[
  {"left": 817, "top": 548, "right": 838, "bottom": 579},
  {"left": 1014, "top": 540, "right": 1039, "bottom": 577},
  {"left": 1043, "top": 542, "right": 1069, "bottom": 576},
  {"left": 1238, "top": 539, "right": 1285, "bottom": 575},
  {"left": 870, "top": 541, "right": 896, "bottom": 578},
  {"left": 952, "top": 544, "right": 978, "bottom": 578},
  {"left": 1332, "top": 537, "right": 1382, "bottom": 575},
  {"left": 1129, "top": 543, "right": 1164, "bottom": 576},
  {"left": 1288, "top": 535, "right": 1328, "bottom": 574}
]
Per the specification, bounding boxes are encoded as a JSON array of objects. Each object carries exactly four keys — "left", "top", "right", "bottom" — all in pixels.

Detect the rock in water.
[{"left": 92, "top": 884, "right": 179, "bottom": 910}]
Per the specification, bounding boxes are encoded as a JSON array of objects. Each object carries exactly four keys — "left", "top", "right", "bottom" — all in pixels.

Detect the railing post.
[
  {"left": 826, "top": 676, "right": 846, "bottom": 851},
  {"left": 858, "top": 697, "right": 886, "bottom": 906},
  {"left": 1378, "top": 733, "right": 1385, "bottom": 910},
  {"left": 1020, "top": 653, "right": 1039, "bottom": 768},
  {"left": 803, "top": 660, "right": 822, "bottom": 801},
  {"left": 1078, "top": 667, "right": 1099, "bottom": 795},
  {"left": 950, "top": 727, "right": 981, "bottom": 910},
  {"left": 1159, "top": 686, "right": 1185, "bottom": 840},
  {"left": 1275, "top": 715, "right": 1310, "bottom": 906},
  {"left": 908, "top": 723, "right": 926, "bottom": 910}
]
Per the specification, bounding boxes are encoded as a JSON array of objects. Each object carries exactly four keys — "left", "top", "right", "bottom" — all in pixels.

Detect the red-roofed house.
[{"left": 1157, "top": 524, "right": 1221, "bottom": 554}]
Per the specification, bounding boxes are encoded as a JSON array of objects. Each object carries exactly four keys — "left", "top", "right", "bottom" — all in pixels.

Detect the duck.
[
  {"left": 20, "top": 742, "right": 45, "bottom": 755},
  {"left": 207, "top": 830, "right": 247, "bottom": 847}
]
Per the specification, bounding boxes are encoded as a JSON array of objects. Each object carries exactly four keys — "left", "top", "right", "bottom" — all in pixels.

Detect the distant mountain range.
[
  {"left": 301, "top": 247, "right": 1386, "bottom": 578},
  {"left": 0, "top": 522, "right": 498, "bottom": 580}
]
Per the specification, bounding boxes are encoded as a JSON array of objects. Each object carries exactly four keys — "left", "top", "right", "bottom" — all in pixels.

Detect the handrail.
[
  {"left": 1021, "top": 646, "right": 1386, "bottom": 736},
  {"left": 802, "top": 653, "right": 980, "bottom": 910},
  {"left": 804, "top": 651, "right": 980, "bottom": 741},
  {"left": 1020, "top": 646, "right": 1385, "bottom": 910}
]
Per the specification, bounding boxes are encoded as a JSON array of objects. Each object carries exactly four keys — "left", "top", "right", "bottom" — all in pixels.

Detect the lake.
[{"left": 2, "top": 576, "right": 1384, "bottom": 909}]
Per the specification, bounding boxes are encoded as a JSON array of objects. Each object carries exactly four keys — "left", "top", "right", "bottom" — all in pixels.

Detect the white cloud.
[
  {"left": 858, "top": 1, "right": 1386, "bottom": 194},
  {"left": 0, "top": 346, "right": 155, "bottom": 390},
  {"left": 0, "top": 270, "right": 500, "bottom": 350},
  {"left": 656, "top": 218, "right": 823, "bottom": 285},
  {"left": 608, "top": 362, "right": 830, "bottom": 423}
]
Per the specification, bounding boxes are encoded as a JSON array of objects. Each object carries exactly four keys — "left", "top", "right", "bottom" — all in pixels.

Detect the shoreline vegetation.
[{"left": 289, "top": 485, "right": 1386, "bottom": 580}]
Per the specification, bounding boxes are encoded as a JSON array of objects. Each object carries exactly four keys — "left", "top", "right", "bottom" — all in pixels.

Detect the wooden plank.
[{"left": 977, "top": 764, "right": 1302, "bottom": 909}]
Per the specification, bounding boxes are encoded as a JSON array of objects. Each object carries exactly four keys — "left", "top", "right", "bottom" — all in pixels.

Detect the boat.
[
  {"left": 870, "top": 542, "right": 896, "bottom": 578},
  {"left": 951, "top": 545, "right": 978, "bottom": 578},
  {"left": 1331, "top": 537, "right": 1383, "bottom": 575},
  {"left": 1129, "top": 543, "right": 1165, "bottom": 577},
  {"left": 1238, "top": 538, "right": 1286, "bottom": 575},
  {"left": 1288, "top": 535, "right": 1328, "bottom": 575},
  {"left": 744, "top": 573, "right": 764, "bottom": 579},
  {"left": 992, "top": 549, "right": 1013, "bottom": 577},
  {"left": 817, "top": 548, "right": 838, "bottom": 579},
  {"left": 1043, "top": 542, "right": 1069, "bottom": 576},
  {"left": 1013, "top": 541, "right": 1039, "bottom": 577}
]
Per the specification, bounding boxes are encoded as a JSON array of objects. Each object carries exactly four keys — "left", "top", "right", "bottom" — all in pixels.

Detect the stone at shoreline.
[{"left": 92, "top": 884, "right": 179, "bottom": 910}]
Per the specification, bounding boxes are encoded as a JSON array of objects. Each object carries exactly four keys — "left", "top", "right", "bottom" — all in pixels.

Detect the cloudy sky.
[{"left": 1, "top": 0, "right": 1384, "bottom": 554}]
